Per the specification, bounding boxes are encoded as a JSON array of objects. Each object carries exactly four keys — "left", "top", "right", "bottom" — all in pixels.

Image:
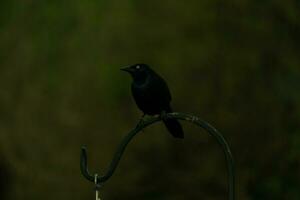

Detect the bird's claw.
[
  {"left": 136, "top": 115, "right": 146, "bottom": 128},
  {"left": 160, "top": 111, "right": 168, "bottom": 121}
]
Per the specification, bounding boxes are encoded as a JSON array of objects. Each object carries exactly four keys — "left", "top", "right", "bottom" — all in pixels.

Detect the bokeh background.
[{"left": 0, "top": 1, "right": 299, "bottom": 199}]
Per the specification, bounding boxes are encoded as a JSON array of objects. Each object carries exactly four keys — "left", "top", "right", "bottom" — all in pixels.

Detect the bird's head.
[{"left": 121, "top": 64, "right": 152, "bottom": 81}]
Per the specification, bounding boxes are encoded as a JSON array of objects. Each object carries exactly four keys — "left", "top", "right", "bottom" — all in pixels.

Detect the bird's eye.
[{"left": 136, "top": 65, "right": 140, "bottom": 69}]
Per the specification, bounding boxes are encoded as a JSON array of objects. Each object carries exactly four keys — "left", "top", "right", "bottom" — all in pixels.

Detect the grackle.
[{"left": 121, "top": 64, "right": 184, "bottom": 138}]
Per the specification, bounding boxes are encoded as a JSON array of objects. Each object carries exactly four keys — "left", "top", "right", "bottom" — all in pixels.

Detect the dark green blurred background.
[{"left": 0, "top": 1, "right": 299, "bottom": 200}]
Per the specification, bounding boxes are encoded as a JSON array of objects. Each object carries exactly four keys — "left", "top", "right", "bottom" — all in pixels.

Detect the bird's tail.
[
  {"left": 163, "top": 118, "right": 184, "bottom": 138},
  {"left": 163, "top": 106, "right": 184, "bottom": 139}
]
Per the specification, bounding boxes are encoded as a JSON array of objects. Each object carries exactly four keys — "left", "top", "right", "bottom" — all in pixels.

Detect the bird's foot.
[
  {"left": 136, "top": 114, "right": 146, "bottom": 128},
  {"left": 160, "top": 110, "right": 168, "bottom": 121}
]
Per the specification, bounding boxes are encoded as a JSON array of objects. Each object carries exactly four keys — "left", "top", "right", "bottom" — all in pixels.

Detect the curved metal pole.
[{"left": 80, "top": 112, "right": 235, "bottom": 200}]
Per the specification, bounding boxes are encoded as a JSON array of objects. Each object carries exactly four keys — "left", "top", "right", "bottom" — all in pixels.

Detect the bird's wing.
[
  {"left": 154, "top": 75, "right": 172, "bottom": 102},
  {"left": 162, "top": 79, "right": 172, "bottom": 102}
]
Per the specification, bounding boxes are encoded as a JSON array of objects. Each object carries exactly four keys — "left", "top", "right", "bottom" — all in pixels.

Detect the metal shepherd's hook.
[
  {"left": 94, "top": 174, "right": 101, "bottom": 200},
  {"left": 80, "top": 112, "right": 235, "bottom": 200}
]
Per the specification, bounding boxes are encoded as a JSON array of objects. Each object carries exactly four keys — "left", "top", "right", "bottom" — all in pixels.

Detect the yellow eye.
[{"left": 136, "top": 65, "right": 140, "bottom": 69}]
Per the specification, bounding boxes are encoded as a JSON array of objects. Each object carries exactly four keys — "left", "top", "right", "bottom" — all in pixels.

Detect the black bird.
[{"left": 121, "top": 64, "right": 184, "bottom": 138}]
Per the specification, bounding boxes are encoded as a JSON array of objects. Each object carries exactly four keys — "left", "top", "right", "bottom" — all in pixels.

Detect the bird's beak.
[{"left": 120, "top": 66, "right": 134, "bottom": 73}]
